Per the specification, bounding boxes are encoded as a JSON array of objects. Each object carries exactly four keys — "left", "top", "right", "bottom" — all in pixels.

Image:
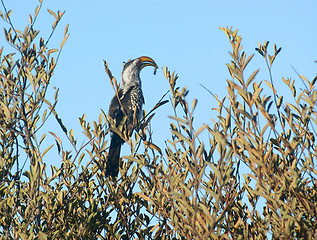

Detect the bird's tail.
[{"left": 105, "top": 133, "right": 123, "bottom": 178}]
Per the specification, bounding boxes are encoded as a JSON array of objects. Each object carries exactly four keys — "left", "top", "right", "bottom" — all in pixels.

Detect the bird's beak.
[{"left": 138, "top": 56, "right": 158, "bottom": 75}]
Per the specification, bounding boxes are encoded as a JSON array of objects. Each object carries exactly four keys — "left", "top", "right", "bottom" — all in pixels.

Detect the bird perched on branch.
[{"left": 105, "top": 56, "right": 158, "bottom": 178}]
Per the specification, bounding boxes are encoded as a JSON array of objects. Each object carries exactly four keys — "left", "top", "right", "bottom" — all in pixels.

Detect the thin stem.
[
  {"left": 1, "top": 0, "right": 22, "bottom": 47},
  {"left": 265, "top": 59, "right": 286, "bottom": 137}
]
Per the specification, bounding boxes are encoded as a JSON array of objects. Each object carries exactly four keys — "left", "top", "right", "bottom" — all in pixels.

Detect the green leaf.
[
  {"left": 38, "top": 231, "right": 47, "bottom": 240},
  {"left": 246, "top": 68, "right": 260, "bottom": 87},
  {"left": 42, "top": 144, "right": 53, "bottom": 158},
  {"left": 42, "top": 109, "right": 47, "bottom": 123},
  {"left": 60, "top": 33, "right": 69, "bottom": 50},
  {"left": 264, "top": 80, "right": 276, "bottom": 94},
  {"left": 169, "top": 115, "right": 187, "bottom": 125},
  {"left": 47, "top": 9, "right": 57, "bottom": 19},
  {"left": 194, "top": 124, "right": 206, "bottom": 138},
  {"left": 144, "top": 141, "right": 162, "bottom": 155},
  {"left": 242, "top": 54, "right": 254, "bottom": 70}
]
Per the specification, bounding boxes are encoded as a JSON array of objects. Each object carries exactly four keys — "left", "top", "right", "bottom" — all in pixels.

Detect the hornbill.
[{"left": 105, "top": 56, "right": 158, "bottom": 178}]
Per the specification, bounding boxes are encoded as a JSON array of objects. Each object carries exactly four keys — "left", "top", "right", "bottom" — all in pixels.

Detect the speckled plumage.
[{"left": 105, "top": 57, "right": 157, "bottom": 178}]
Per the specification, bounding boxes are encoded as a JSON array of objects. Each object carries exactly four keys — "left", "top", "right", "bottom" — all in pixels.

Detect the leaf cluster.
[{"left": 0, "top": 3, "right": 316, "bottom": 240}]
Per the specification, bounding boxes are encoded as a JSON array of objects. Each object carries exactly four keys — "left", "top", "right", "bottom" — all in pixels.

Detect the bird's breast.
[{"left": 129, "top": 87, "right": 144, "bottom": 111}]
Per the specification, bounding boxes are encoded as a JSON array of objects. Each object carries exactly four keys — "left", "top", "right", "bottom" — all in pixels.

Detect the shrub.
[{"left": 0, "top": 2, "right": 316, "bottom": 239}]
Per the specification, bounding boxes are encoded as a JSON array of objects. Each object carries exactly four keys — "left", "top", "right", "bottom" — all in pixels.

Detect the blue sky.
[{"left": 1, "top": 0, "right": 317, "bottom": 164}]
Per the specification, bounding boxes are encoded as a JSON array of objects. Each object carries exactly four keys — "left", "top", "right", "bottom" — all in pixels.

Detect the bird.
[{"left": 105, "top": 56, "right": 158, "bottom": 178}]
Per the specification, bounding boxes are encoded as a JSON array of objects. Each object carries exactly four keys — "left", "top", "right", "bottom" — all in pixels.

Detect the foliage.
[{"left": 0, "top": 1, "right": 316, "bottom": 239}]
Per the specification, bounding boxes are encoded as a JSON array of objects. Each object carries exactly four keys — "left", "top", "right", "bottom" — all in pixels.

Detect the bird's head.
[{"left": 121, "top": 56, "right": 158, "bottom": 88}]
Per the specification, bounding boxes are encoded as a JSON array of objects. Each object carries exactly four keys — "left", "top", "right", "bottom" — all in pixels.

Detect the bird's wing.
[
  {"left": 109, "top": 89, "right": 122, "bottom": 123},
  {"left": 108, "top": 86, "right": 144, "bottom": 138}
]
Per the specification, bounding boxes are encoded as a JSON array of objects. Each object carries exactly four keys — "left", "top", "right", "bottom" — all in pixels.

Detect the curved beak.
[{"left": 138, "top": 56, "right": 158, "bottom": 75}]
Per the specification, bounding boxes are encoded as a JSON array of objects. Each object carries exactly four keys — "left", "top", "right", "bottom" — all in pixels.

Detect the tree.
[{"left": 0, "top": 1, "right": 316, "bottom": 239}]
